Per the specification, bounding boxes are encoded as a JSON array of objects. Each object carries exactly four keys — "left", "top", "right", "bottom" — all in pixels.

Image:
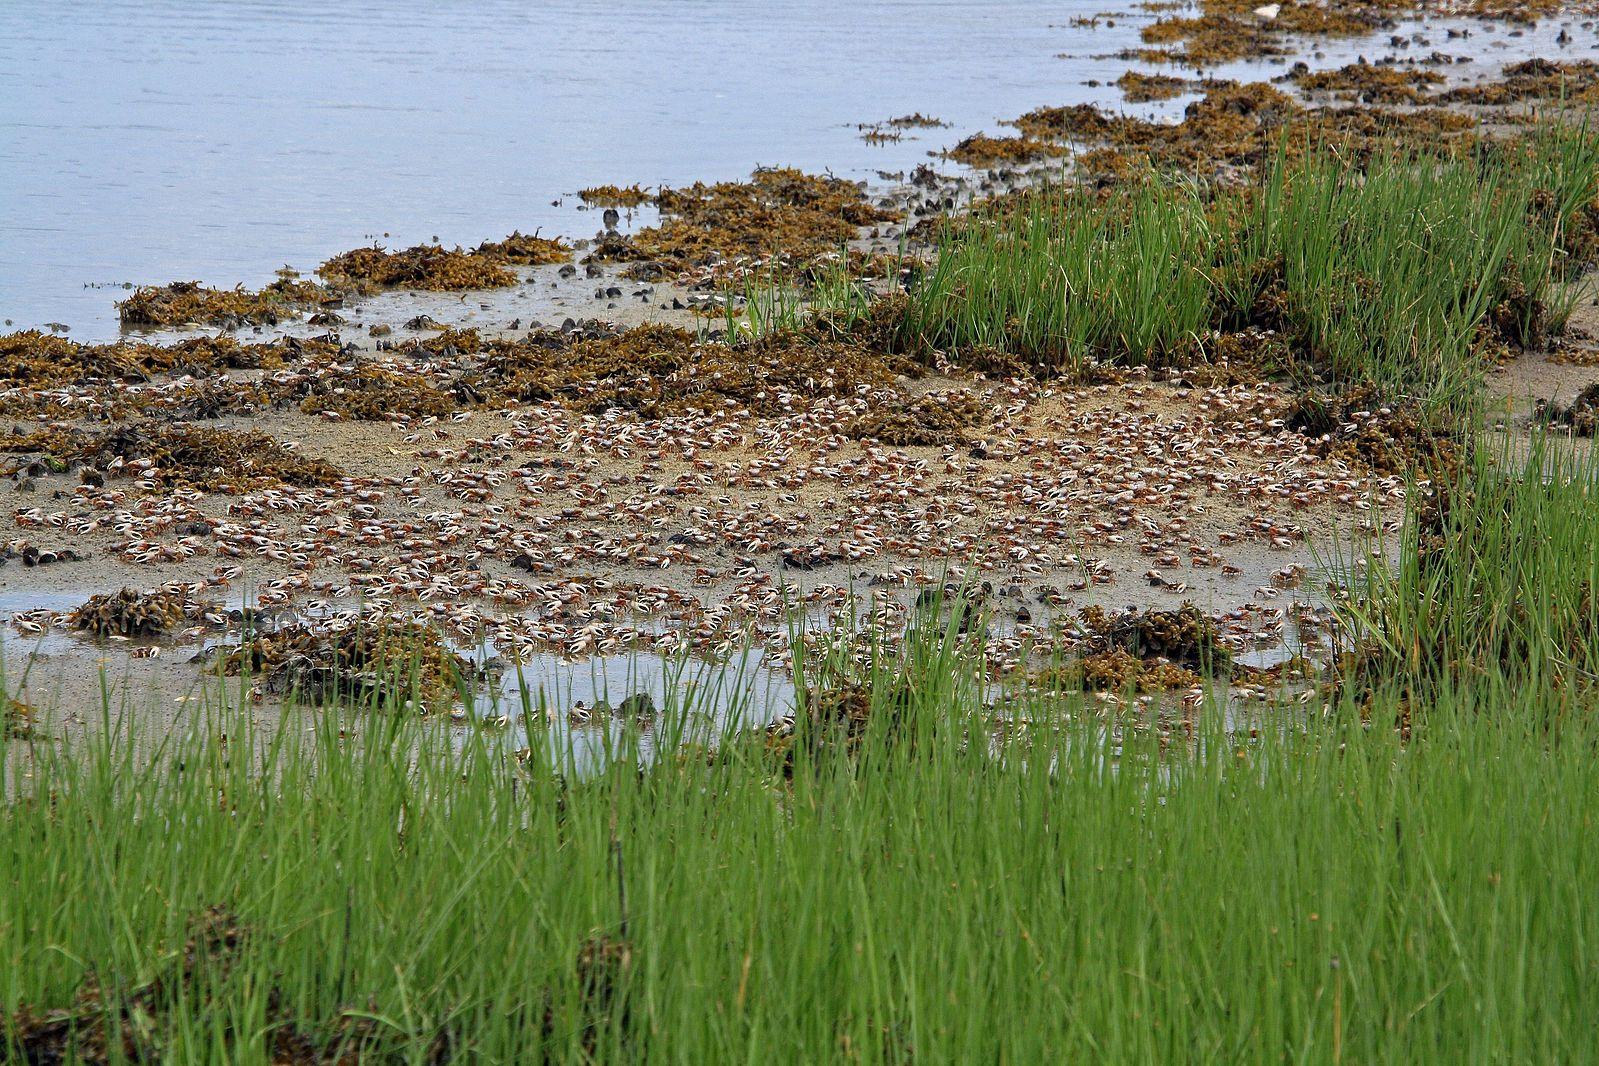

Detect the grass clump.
[
  {"left": 317, "top": 243, "right": 516, "bottom": 291},
  {"left": 117, "top": 270, "right": 326, "bottom": 327},
  {"left": 900, "top": 178, "right": 1219, "bottom": 371},
  {"left": 1336, "top": 434, "right": 1599, "bottom": 702},
  {"left": 888, "top": 131, "right": 1599, "bottom": 424},
  {"left": 3, "top": 904, "right": 431, "bottom": 1064}
]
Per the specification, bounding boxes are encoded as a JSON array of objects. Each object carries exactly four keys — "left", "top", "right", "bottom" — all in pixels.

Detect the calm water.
[{"left": 1, "top": 1, "right": 1585, "bottom": 338}]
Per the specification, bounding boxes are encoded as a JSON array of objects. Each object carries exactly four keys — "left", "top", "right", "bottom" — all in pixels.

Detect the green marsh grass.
[
  {"left": 1336, "top": 431, "right": 1599, "bottom": 694},
  {"left": 3, "top": 615, "right": 1597, "bottom": 1061},
  {"left": 887, "top": 130, "right": 1599, "bottom": 418}
]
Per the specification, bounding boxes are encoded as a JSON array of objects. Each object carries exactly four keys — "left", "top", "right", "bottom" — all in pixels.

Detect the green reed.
[
  {"left": 888, "top": 127, "right": 1599, "bottom": 420},
  {"left": 900, "top": 178, "right": 1216, "bottom": 369},
  {"left": 3, "top": 609, "right": 1597, "bottom": 1062},
  {"left": 1335, "top": 430, "right": 1599, "bottom": 696}
]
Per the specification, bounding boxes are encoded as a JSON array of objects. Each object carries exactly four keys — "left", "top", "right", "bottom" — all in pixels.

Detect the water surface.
[{"left": 1, "top": 1, "right": 1586, "bottom": 337}]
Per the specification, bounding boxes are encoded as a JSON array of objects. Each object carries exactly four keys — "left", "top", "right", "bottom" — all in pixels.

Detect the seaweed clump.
[
  {"left": 1536, "top": 381, "right": 1599, "bottom": 435},
  {"left": 1075, "top": 603, "right": 1229, "bottom": 673},
  {"left": 475, "top": 231, "right": 572, "bottom": 265},
  {"left": 97, "top": 425, "right": 342, "bottom": 491},
  {"left": 1037, "top": 649, "right": 1202, "bottom": 694},
  {"left": 884, "top": 113, "right": 948, "bottom": 129},
  {"left": 848, "top": 390, "right": 984, "bottom": 446},
  {"left": 590, "top": 167, "right": 901, "bottom": 278},
  {"left": 472, "top": 324, "right": 911, "bottom": 416},
  {"left": 1442, "top": 59, "right": 1599, "bottom": 107},
  {"left": 1116, "top": 71, "right": 1204, "bottom": 103},
  {"left": 219, "top": 620, "right": 469, "bottom": 714},
  {"left": 318, "top": 243, "right": 516, "bottom": 291},
  {"left": 0, "top": 423, "right": 342, "bottom": 491},
  {"left": 1135, "top": 1, "right": 1384, "bottom": 67},
  {"left": 0, "top": 331, "right": 317, "bottom": 389},
  {"left": 941, "top": 133, "right": 1066, "bottom": 168},
  {"left": 793, "top": 676, "right": 917, "bottom": 763},
  {"left": 1291, "top": 61, "right": 1444, "bottom": 106},
  {"left": 998, "top": 83, "right": 1473, "bottom": 182},
  {"left": 578, "top": 184, "right": 653, "bottom": 207},
  {"left": 1284, "top": 385, "right": 1455, "bottom": 474},
  {"left": 294, "top": 362, "right": 460, "bottom": 421},
  {"left": 68, "top": 588, "right": 192, "bottom": 638},
  {"left": 2, "top": 695, "right": 36, "bottom": 739},
  {"left": 117, "top": 270, "right": 326, "bottom": 327}
]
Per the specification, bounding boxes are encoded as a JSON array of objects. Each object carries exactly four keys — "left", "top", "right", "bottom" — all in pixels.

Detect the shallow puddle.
[{"left": 465, "top": 644, "right": 793, "bottom": 771}]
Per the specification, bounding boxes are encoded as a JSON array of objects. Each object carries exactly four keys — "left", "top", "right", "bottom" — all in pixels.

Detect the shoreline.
[{"left": 2, "top": 12, "right": 1599, "bottom": 737}]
